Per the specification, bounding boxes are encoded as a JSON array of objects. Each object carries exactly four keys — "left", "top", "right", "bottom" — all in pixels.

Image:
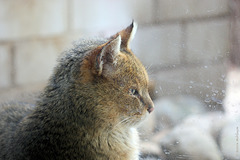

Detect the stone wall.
[{"left": 0, "top": 0, "right": 230, "bottom": 108}]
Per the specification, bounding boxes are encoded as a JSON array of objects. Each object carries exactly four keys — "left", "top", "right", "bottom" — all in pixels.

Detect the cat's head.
[{"left": 79, "top": 22, "right": 154, "bottom": 127}]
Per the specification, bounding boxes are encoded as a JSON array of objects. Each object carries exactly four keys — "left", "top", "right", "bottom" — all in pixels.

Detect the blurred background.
[{"left": 0, "top": 0, "right": 240, "bottom": 159}]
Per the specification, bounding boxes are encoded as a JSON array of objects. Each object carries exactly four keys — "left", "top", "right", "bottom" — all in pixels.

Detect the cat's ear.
[
  {"left": 92, "top": 35, "right": 121, "bottom": 77},
  {"left": 112, "top": 21, "right": 137, "bottom": 49}
]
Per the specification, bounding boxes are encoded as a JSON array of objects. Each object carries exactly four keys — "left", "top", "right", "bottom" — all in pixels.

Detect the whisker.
[
  {"left": 145, "top": 64, "right": 152, "bottom": 72},
  {"left": 113, "top": 117, "right": 131, "bottom": 129}
]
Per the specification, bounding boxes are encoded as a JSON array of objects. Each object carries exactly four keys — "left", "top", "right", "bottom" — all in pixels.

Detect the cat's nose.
[
  {"left": 147, "top": 104, "right": 154, "bottom": 113},
  {"left": 144, "top": 93, "right": 154, "bottom": 113}
]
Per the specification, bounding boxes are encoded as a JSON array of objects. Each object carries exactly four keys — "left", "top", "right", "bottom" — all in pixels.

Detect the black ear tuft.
[{"left": 111, "top": 21, "right": 137, "bottom": 49}]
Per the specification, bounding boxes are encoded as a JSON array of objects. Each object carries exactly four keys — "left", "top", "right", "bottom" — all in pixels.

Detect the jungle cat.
[{"left": 0, "top": 22, "right": 154, "bottom": 160}]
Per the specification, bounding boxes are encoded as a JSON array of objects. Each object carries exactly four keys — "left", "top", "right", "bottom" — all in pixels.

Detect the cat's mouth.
[
  {"left": 133, "top": 105, "right": 153, "bottom": 116},
  {"left": 133, "top": 112, "right": 142, "bottom": 116},
  {"left": 132, "top": 110, "right": 148, "bottom": 125},
  {"left": 133, "top": 109, "right": 147, "bottom": 116}
]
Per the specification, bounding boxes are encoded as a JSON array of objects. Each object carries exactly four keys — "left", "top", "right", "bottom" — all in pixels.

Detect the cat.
[{"left": 0, "top": 21, "right": 154, "bottom": 160}]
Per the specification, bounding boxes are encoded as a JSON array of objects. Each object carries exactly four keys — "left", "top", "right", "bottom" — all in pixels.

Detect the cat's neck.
[{"left": 93, "top": 127, "right": 140, "bottom": 160}]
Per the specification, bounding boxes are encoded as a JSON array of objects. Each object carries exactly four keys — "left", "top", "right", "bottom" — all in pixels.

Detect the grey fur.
[{"left": 0, "top": 37, "right": 109, "bottom": 160}]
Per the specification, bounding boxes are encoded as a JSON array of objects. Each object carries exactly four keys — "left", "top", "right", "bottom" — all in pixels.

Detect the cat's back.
[
  {"left": 0, "top": 102, "right": 34, "bottom": 158},
  {"left": 0, "top": 102, "right": 35, "bottom": 125},
  {"left": 0, "top": 102, "right": 34, "bottom": 134}
]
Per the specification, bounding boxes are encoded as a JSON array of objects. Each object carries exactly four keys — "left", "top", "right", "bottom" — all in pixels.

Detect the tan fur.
[{"left": 0, "top": 22, "right": 154, "bottom": 160}]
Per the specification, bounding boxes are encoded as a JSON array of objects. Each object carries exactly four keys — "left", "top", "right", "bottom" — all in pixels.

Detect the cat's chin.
[
  {"left": 116, "top": 108, "right": 148, "bottom": 127},
  {"left": 131, "top": 111, "right": 148, "bottom": 126}
]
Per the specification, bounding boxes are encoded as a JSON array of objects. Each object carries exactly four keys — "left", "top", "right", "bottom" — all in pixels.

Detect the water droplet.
[
  {"left": 205, "top": 98, "right": 211, "bottom": 103},
  {"left": 189, "top": 86, "right": 193, "bottom": 89},
  {"left": 164, "top": 150, "right": 171, "bottom": 155},
  {"left": 216, "top": 100, "right": 223, "bottom": 105},
  {"left": 204, "top": 66, "right": 208, "bottom": 68}
]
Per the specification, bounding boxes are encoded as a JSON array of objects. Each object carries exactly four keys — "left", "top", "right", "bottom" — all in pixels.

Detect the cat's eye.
[{"left": 129, "top": 88, "right": 139, "bottom": 96}]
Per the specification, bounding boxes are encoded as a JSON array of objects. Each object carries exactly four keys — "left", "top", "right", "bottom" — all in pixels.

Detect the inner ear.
[{"left": 93, "top": 35, "right": 121, "bottom": 77}]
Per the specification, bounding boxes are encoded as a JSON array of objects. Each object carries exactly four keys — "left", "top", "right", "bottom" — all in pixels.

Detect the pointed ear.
[
  {"left": 112, "top": 21, "right": 137, "bottom": 49},
  {"left": 92, "top": 35, "right": 121, "bottom": 77}
]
